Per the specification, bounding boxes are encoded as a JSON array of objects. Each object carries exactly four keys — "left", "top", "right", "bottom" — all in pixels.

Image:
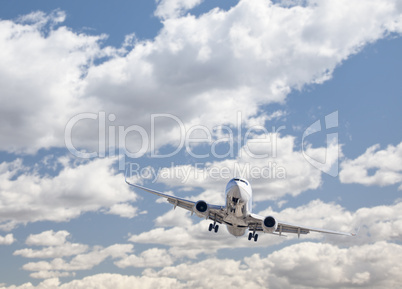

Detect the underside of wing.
[
  {"left": 125, "top": 178, "right": 225, "bottom": 223},
  {"left": 277, "top": 221, "right": 355, "bottom": 236},
  {"left": 247, "top": 213, "right": 355, "bottom": 237}
]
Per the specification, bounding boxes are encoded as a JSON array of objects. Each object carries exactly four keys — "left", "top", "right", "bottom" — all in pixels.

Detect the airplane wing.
[
  {"left": 125, "top": 178, "right": 226, "bottom": 225},
  {"left": 247, "top": 213, "right": 355, "bottom": 238}
]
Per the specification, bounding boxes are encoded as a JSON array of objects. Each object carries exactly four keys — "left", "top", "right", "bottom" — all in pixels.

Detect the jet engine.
[
  {"left": 194, "top": 200, "right": 209, "bottom": 218},
  {"left": 262, "top": 216, "right": 278, "bottom": 233}
]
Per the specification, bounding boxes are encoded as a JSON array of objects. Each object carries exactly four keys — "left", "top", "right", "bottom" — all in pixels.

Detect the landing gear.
[
  {"left": 208, "top": 219, "right": 219, "bottom": 233},
  {"left": 248, "top": 223, "right": 259, "bottom": 242},
  {"left": 208, "top": 223, "right": 219, "bottom": 233},
  {"left": 248, "top": 232, "right": 258, "bottom": 242}
]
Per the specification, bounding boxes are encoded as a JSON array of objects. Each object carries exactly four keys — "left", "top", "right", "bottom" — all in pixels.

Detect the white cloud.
[
  {"left": 258, "top": 199, "right": 355, "bottom": 238},
  {"left": 17, "top": 10, "right": 66, "bottom": 27},
  {"left": 154, "top": 207, "right": 194, "bottom": 228},
  {"left": 128, "top": 198, "right": 402, "bottom": 258},
  {"left": 257, "top": 241, "right": 402, "bottom": 288},
  {"left": 4, "top": 241, "right": 401, "bottom": 288},
  {"left": 25, "top": 230, "right": 70, "bottom": 247},
  {"left": 0, "top": 157, "right": 136, "bottom": 229},
  {"left": 105, "top": 203, "right": 138, "bottom": 219},
  {"left": 2, "top": 208, "right": 402, "bottom": 285},
  {"left": 1, "top": 1, "right": 402, "bottom": 155},
  {"left": 0, "top": 274, "right": 181, "bottom": 289},
  {"left": 351, "top": 201, "right": 402, "bottom": 244},
  {"left": 0, "top": 234, "right": 15, "bottom": 245},
  {"left": 150, "top": 134, "right": 337, "bottom": 201},
  {"left": 155, "top": 0, "right": 204, "bottom": 19},
  {"left": 115, "top": 248, "right": 174, "bottom": 268},
  {"left": 22, "top": 244, "right": 133, "bottom": 279},
  {"left": 13, "top": 229, "right": 136, "bottom": 279},
  {"left": 340, "top": 142, "right": 402, "bottom": 189},
  {"left": 142, "top": 241, "right": 402, "bottom": 288},
  {"left": 14, "top": 243, "right": 89, "bottom": 259},
  {"left": 29, "top": 271, "right": 74, "bottom": 280},
  {"left": 255, "top": 199, "right": 402, "bottom": 246},
  {"left": 14, "top": 231, "right": 89, "bottom": 259},
  {"left": 0, "top": 12, "right": 107, "bottom": 154}
]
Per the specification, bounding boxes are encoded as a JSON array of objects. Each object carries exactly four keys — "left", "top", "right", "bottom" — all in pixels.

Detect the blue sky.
[{"left": 1, "top": 0, "right": 402, "bottom": 288}]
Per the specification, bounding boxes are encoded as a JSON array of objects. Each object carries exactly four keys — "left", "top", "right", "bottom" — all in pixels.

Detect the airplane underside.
[
  {"left": 226, "top": 225, "right": 246, "bottom": 237},
  {"left": 207, "top": 221, "right": 260, "bottom": 241},
  {"left": 207, "top": 212, "right": 260, "bottom": 241}
]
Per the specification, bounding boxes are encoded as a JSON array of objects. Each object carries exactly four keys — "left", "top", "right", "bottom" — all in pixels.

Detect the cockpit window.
[{"left": 233, "top": 178, "right": 248, "bottom": 186}]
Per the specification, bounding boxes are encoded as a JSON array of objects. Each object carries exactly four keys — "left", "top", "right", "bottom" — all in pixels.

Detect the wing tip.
[
  {"left": 124, "top": 169, "right": 135, "bottom": 186},
  {"left": 351, "top": 226, "right": 361, "bottom": 237}
]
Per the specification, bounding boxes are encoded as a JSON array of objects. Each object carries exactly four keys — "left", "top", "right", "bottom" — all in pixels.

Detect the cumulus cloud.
[
  {"left": 258, "top": 199, "right": 355, "bottom": 237},
  {"left": 105, "top": 203, "right": 138, "bottom": 219},
  {"left": 14, "top": 243, "right": 89, "bottom": 259},
  {"left": 1, "top": 0, "right": 402, "bottom": 155},
  {"left": 83, "top": 0, "right": 402, "bottom": 154},
  {"left": 0, "top": 11, "right": 107, "bottom": 154},
  {"left": 0, "top": 156, "right": 136, "bottom": 229},
  {"left": 128, "top": 198, "right": 402, "bottom": 258},
  {"left": 14, "top": 230, "right": 88, "bottom": 259},
  {"left": 25, "top": 230, "right": 70, "bottom": 247},
  {"left": 155, "top": 0, "right": 204, "bottom": 19},
  {"left": 0, "top": 274, "right": 180, "bottom": 289},
  {"left": 264, "top": 198, "right": 402, "bottom": 247},
  {"left": 14, "top": 230, "right": 175, "bottom": 279},
  {"left": 22, "top": 244, "right": 133, "bottom": 279},
  {"left": 2, "top": 242, "right": 401, "bottom": 288},
  {"left": 340, "top": 142, "right": 402, "bottom": 189},
  {"left": 115, "top": 248, "right": 174, "bottom": 268},
  {"left": 142, "top": 242, "right": 402, "bottom": 288},
  {"left": 29, "top": 271, "right": 74, "bottom": 280},
  {"left": 140, "top": 133, "right": 338, "bottom": 201},
  {"left": 12, "top": 229, "right": 139, "bottom": 280},
  {"left": 0, "top": 234, "right": 15, "bottom": 245}
]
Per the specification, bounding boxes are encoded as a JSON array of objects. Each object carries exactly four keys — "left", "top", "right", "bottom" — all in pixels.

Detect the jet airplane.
[{"left": 125, "top": 177, "right": 355, "bottom": 241}]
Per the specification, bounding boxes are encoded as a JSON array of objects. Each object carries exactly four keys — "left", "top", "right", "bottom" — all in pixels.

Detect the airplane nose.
[
  {"left": 228, "top": 183, "right": 248, "bottom": 201},
  {"left": 229, "top": 184, "right": 241, "bottom": 198}
]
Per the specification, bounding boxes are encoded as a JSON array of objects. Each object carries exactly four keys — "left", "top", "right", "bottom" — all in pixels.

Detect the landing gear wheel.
[
  {"left": 254, "top": 234, "right": 258, "bottom": 242},
  {"left": 214, "top": 225, "right": 219, "bottom": 233},
  {"left": 248, "top": 232, "right": 258, "bottom": 242},
  {"left": 209, "top": 223, "right": 213, "bottom": 231}
]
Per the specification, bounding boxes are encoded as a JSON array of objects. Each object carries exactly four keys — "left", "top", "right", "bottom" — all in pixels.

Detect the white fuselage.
[{"left": 223, "top": 178, "right": 253, "bottom": 236}]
